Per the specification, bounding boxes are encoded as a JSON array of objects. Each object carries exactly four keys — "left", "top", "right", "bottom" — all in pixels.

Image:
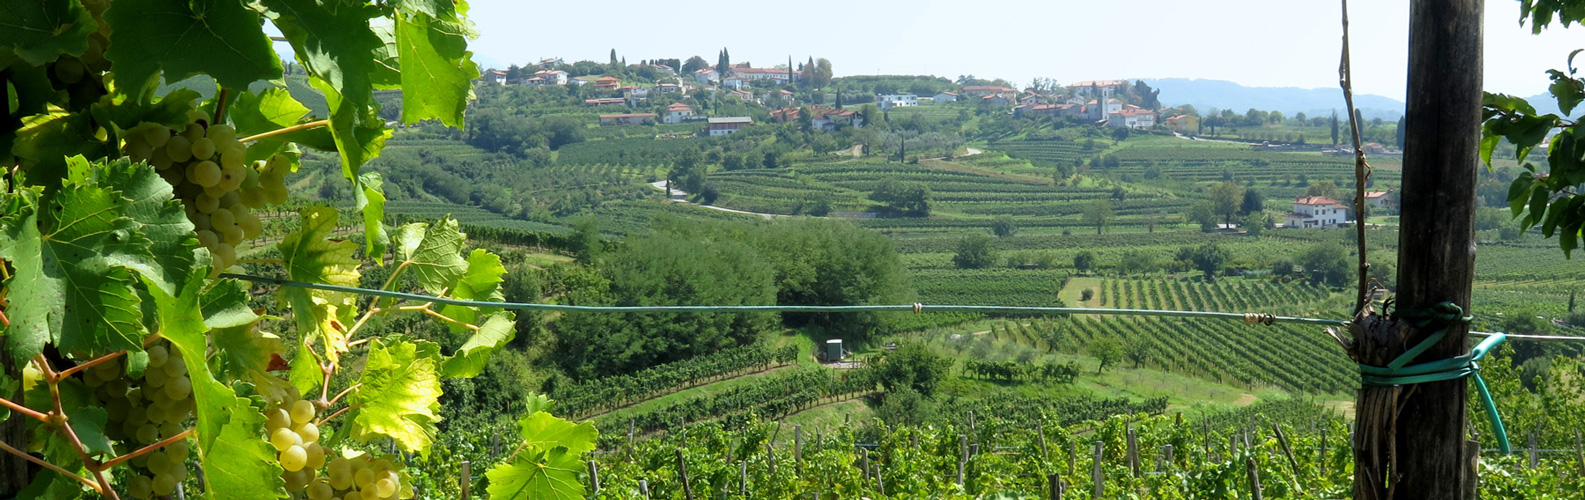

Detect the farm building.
[
  {"left": 599, "top": 113, "right": 657, "bottom": 126},
  {"left": 708, "top": 117, "right": 753, "bottom": 136},
  {"left": 1364, "top": 190, "right": 1396, "bottom": 210},
  {"left": 532, "top": 70, "right": 568, "bottom": 85},
  {"left": 876, "top": 94, "right": 918, "bottom": 110},
  {"left": 663, "top": 103, "right": 694, "bottom": 124},
  {"left": 1283, "top": 196, "right": 1351, "bottom": 228},
  {"left": 933, "top": 91, "right": 958, "bottom": 103}
]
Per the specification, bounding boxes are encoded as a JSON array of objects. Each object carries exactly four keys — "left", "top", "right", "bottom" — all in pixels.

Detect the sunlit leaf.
[
  {"left": 394, "top": 11, "right": 477, "bottom": 127},
  {"left": 350, "top": 339, "right": 443, "bottom": 454},
  {"left": 440, "top": 312, "right": 514, "bottom": 378},
  {"left": 485, "top": 447, "right": 585, "bottom": 500}
]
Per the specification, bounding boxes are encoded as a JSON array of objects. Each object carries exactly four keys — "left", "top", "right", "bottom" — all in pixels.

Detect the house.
[
  {"left": 583, "top": 98, "right": 626, "bottom": 106},
  {"left": 647, "top": 63, "right": 677, "bottom": 75},
  {"left": 962, "top": 86, "right": 1018, "bottom": 97},
  {"left": 536, "top": 58, "right": 563, "bottom": 68},
  {"left": 653, "top": 83, "right": 683, "bottom": 94},
  {"left": 1363, "top": 191, "right": 1396, "bottom": 210},
  {"left": 532, "top": 70, "right": 568, "bottom": 85},
  {"left": 1070, "top": 80, "right": 1128, "bottom": 98},
  {"left": 1164, "top": 114, "right": 1199, "bottom": 133},
  {"left": 595, "top": 76, "right": 621, "bottom": 90},
  {"left": 729, "top": 89, "right": 757, "bottom": 103},
  {"left": 1015, "top": 104, "right": 1068, "bottom": 117},
  {"left": 982, "top": 94, "right": 1013, "bottom": 107},
  {"left": 770, "top": 107, "right": 800, "bottom": 123},
  {"left": 599, "top": 113, "right": 657, "bottom": 126},
  {"left": 933, "top": 91, "right": 958, "bottom": 103},
  {"left": 1083, "top": 98, "right": 1124, "bottom": 121},
  {"left": 1019, "top": 94, "right": 1049, "bottom": 106},
  {"left": 1283, "top": 196, "right": 1351, "bottom": 228},
  {"left": 731, "top": 67, "right": 800, "bottom": 84},
  {"left": 722, "top": 77, "right": 747, "bottom": 90},
  {"left": 693, "top": 68, "right": 720, "bottom": 84},
  {"left": 485, "top": 70, "right": 508, "bottom": 85},
  {"left": 810, "top": 108, "right": 862, "bottom": 131},
  {"left": 876, "top": 94, "right": 918, "bottom": 110},
  {"left": 571, "top": 76, "right": 597, "bottom": 86},
  {"left": 664, "top": 103, "right": 695, "bottom": 124},
  {"left": 1107, "top": 107, "right": 1157, "bottom": 129},
  {"left": 708, "top": 116, "right": 753, "bottom": 136},
  {"left": 526, "top": 77, "right": 547, "bottom": 85}
]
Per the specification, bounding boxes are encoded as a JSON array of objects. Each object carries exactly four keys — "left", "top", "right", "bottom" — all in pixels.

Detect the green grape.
[
  {"left": 202, "top": 183, "right": 228, "bottom": 199},
  {"left": 270, "top": 427, "right": 302, "bottom": 452},
  {"left": 166, "top": 136, "right": 193, "bottom": 162},
  {"left": 168, "top": 439, "right": 191, "bottom": 461},
  {"left": 195, "top": 229, "right": 219, "bottom": 249},
  {"left": 195, "top": 193, "right": 220, "bottom": 214},
  {"left": 291, "top": 400, "right": 317, "bottom": 424},
  {"left": 159, "top": 420, "right": 182, "bottom": 439},
  {"left": 342, "top": 491, "right": 361, "bottom": 500},
  {"left": 222, "top": 226, "right": 244, "bottom": 246},
  {"left": 212, "top": 241, "right": 236, "bottom": 270},
  {"left": 240, "top": 188, "right": 267, "bottom": 209},
  {"left": 297, "top": 422, "right": 320, "bottom": 444},
  {"left": 150, "top": 147, "right": 173, "bottom": 170},
  {"left": 126, "top": 141, "right": 154, "bottom": 162},
  {"left": 143, "top": 366, "right": 168, "bottom": 387},
  {"left": 53, "top": 58, "right": 84, "bottom": 84},
  {"left": 374, "top": 478, "right": 395, "bottom": 498},
  {"left": 190, "top": 137, "right": 217, "bottom": 160},
  {"left": 359, "top": 487, "right": 379, "bottom": 500},
  {"left": 187, "top": 160, "right": 222, "bottom": 188},
  {"left": 353, "top": 468, "right": 375, "bottom": 489},
  {"left": 266, "top": 408, "right": 292, "bottom": 431},
  {"left": 190, "top": 212, "right": 212, "bottom": 232},
  {"left": 163, "top": 356, "right": 186, "bottom": 377},
  {"left": 219, "top": 164, "right": 245, "bottom": 190},
  {"left": 152, "top": 473, "right": 177, "bottom": 496},
  {"left": 305, "top": 443, "right": 327, "bottom": 470},
  {"left": 280, "top": 445, "right": 308, "bottom": 472},
  {"left": 147, "top": 346, "right": 169, "bottom": 367},
  {"left": 209, "top": 208, "right": 236, "bottom": 232},
  {"left": 144, "top": 125, "right": 171, "bottom": 148},
  {"left": 329, "top": 469, "right": 353, "bottom": 490},
  {"left": 136, "top": 424, "right": 158, "bottom": 444},
  {"left": 159, "top": 165, "right": 185, "bottom": 187},
  {"left": 238, "top": 213, "right": 263, "bottom": 239},
  {"left": 220, "top": 147, "right": 245, "bottom": 169},
  {"left": 265, "top": 184, "right": 289, "bottom": 205},
  {"left": 145, "top": 451, "right": 170, "bottom": 475},
  {"left": 181, "top": 123, "right": 205, "bottom": 142},
  {"left": 128, "top": 475, "right": 154, "bottom": 499},
  {"left": 282, "top": 469, "right": 309, "bottom": 492},
  {"left": 207, "top": 124, "right": 237, "bottom": 142},
  {"left": 163, "top": 377, "right": 191, "bottom": 401},
  {"left": 307, "top": 481, "right": 335, "bottom": 500}
]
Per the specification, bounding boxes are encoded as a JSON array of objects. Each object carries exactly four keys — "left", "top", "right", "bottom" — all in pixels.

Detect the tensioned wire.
[{"left": 220, "top": 273, "right": 1579, "bottom": 341}]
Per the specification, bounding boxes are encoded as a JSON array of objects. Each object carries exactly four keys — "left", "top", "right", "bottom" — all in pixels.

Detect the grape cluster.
[
  {"left": 317, "top": 455, "right": 412, "bottom": 500},
  {"left": 81, "top": 343, "right": 195, "bottom": 499},
  {"left": 267, "top": 399, "right": 329, "bottom": 494},
  {"left": 121, "top": 112, "right": 291, "bottom": 271}
]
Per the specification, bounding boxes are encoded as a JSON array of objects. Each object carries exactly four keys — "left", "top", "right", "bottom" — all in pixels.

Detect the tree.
[
  {"left": 1132, "top": 80, "right": 1161, "bottom": 109},
  {"left": 682, "top": 55, "right": 709, "bottom": 74},
  {"left": 1111, "top": 126, "right": 1131, "bottom": 142},
  {"left": 1083, "top": 199, "right": 1114, "bottom": 235},
  {"left": 807, "top": 58, "right": 834, "bottom": 88},
  {"left": 991, "top": 215, "right": 1017, "bottom": 237},
  {"left": 1119, "top": 250, "right": 1155, "bottom": 274},
  {"left": 1189, "top": 243, "right": 1230, "bottom": 280},
  {"left": 1330, "top": 110, "right": 1340, "bottom": 145},
  {"left": 875, "top": 387, "right": 937, "bottom": 428},
  {"left": 1123, "top": 337, "right": 1150, "bottom": 368},
  {"left": 609, "top": 48, "right": 618, "bottom": 65},
  {"left": 1073, "top": 251, "right": 1096, "bottom": 273},
  {"left": 1273, "top": 259, "right": 1296, "bottom": 276},
  {"left": 1242, "top": 212, "right": 1266, "bottom": 237},
  {"left": 875, "top": 343, "right": 951, "bottom": 396},
  {"left": 1396, "top": 115, "right": 1408, "bottom": 148},
  {"left": 1305, "top": 180, "right": 1340, "bottom": 200},
  {"left": 717, "top": 48, "right": 731, "bottom": 76},
  {"left": 1299, "top": 243, "right": 1351, "bottom": 286},
  {"left": 869, "top": 179, "right": 931, "bottom": 216},
  {"left": 1088, "top": 335, "right": 1124, "bottom": 374},
  {"left": 953, "top": 234, "right": 997, "bottom": 269},
  {"left": 1189, "top": 201, "right": 1219, "bottom": 231},
  {"left": 1239, "top": 189, "right": 1266, "bottom": 215},
  {"left": 1209, "top": 180, "right": 1242, "bottom": 226}
]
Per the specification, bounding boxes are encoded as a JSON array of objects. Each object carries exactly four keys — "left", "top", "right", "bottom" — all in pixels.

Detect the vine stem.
[
  {"left": 316, "top": 404, "right": 358, "bottom": 426},
  {"left": 1339, "top": 0, "right": 1373, "bottom": 316},
  {"left": 213, "top": 88, "right": 231, "bottom": 125},
  {"left": 35, "top": 355, "right": 121, "bottom": 500},
  {"left": 55, "top": 350, "right": 126, "bottom": 381},
  {"left": 99, "top": 429, "right": 195, "bottom": 469},
  {"left": 328, "top": 383, "right": 362, "bottom": 407},
  {"left": 0, "top": 396, "right": 49, "bottom": 422},
  {"left": 239, "top": 120, "right": 328, "bottom": 144},
  {"left": 0, "top": 440, "right": 103, "bottom": 493}
]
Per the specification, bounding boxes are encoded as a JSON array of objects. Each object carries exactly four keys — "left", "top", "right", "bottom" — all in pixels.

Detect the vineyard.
[{"left": 553, "top": 345, "right": 800, "bottom": 418}]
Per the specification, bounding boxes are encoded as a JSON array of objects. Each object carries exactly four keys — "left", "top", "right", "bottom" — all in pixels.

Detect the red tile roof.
[
  {"left": 599, "top": 113, "right": 657, "bottom": 119},
  {"left": 667, "top": 103, "right": 693, "bottom": 111},
  {"left": 1294, "top": 196, "right": 1348, "bottom": 208}
]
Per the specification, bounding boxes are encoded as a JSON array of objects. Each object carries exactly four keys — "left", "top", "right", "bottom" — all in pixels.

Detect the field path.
[{"left": 648, "top": 181, "right": 788, "bottom": 219}]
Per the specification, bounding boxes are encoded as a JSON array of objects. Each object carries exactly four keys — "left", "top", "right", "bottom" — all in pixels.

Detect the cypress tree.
[{"left": 1330, "top": 111, "right": 1340, "bottom": 145}]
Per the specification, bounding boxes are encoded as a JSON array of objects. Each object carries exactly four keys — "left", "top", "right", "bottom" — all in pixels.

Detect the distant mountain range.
[{"left": 1142, "top": 78, "right": 1405, "bottom": 120}]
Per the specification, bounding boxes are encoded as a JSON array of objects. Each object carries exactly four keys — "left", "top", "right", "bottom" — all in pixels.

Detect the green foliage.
[
  {"left": 869, "top": 179, "right": 932, "bottom": 216},
  {"left": 875, "top": 343, "right": 952, "bottom": 396},
  {"left": 953, "top": 234, "right": 997, "bottom": 269},
  {"left": 1299, "top": 243, "right": 1351, "bottom": 286},
  {"left": 1185, "top": 242, "right": 1230, "bottom": 280},
  {"left": 991, "top": 215, "right": 1017, "bottom": 237},
  {"left": 1086, "top": 335, "right": 1124, "bottom": 374},
  {"left": 1073, "top": 251, "right": 1097, "bottom": 273}
]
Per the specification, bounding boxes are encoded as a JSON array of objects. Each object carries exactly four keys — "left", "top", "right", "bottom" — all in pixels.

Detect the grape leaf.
[
  {"left": 228, "top": 87, "right": 337, "bottom": 163},
  {"left": 289, "top": 341, "right": 323, "bottom": 397},
  {"left": 401, "top": 218, "right": 467, "bottom": 296},
  {"left": 356, "top": 172, "right": 389, "bottom": 264},
  {"left": 277, "top": 207, "right": 360, "bottom": 368},
  {"left": 212, "top": 321, "right": 296, "bottom": 405},
  {"left": 65, "top": 406, "right": 113, "bottom": 456},
  {"left": 259, "top": 0, "right": 390, "bottom": 174},
  {"left": 350, "top": 339, "right": 443, "bottom": 454},
  {"left": 0, "top": 0, "right": 97, "bottom": 65},
  {"left": 104, "top": 88, "right": 206, "bottom": 132},
  {"left": 78, "top": 156, "right": 200, "bottom": 295},
  {"left": 149, "top": 275, "right": 287, "bottom": 500},
  {"left": 14, "top": 434, "right": 86, "bottom": 500},
  {"left": 103, "top": 0, "right": 282, "bottom": 97},
  {"left": 516, "top": 410, "right": 598, "bottom": 456},
  {"left": 394, "top": 11, "right": 477, "bottom": 127},
  {"left": 0, "top": 369, "right": 13, "bottom": 421},
  {"left": 392, "top": 0, "right": 460, "bottom": 21},
  {"left": 201, "top": 278, "right": 259, "bottom": 330},
  {"left": 485, "top": 447, "right": 585, "bottom": 500},
  {"left": 311, "top": 74, "right": 392, "bottom": 177},
  {"left": 12, "top": 106, "right": 116, "bottom": 185},
  {"left": 439, "top": 248, "right": 506, "bottom": 332},
  {"left": 440, "top": 312, "right": 514, "bottom": 379}
]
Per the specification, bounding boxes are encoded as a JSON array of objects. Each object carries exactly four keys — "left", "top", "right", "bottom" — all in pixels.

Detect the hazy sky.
[{"left": 457, "top": 0, "right": 1583, "bottom": 101}]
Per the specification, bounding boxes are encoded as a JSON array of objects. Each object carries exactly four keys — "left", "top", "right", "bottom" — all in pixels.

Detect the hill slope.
[{"left": 1145, "top": 78, "right": 1404, "bottom": 120}]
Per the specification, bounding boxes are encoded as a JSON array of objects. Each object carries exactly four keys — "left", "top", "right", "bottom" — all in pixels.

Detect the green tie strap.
[{"left": 1358, "top": 302, "right": 1510, "bottom": 453}]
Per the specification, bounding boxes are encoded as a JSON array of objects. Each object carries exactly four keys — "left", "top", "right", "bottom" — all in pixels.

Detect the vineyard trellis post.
[
  {"left": 1347, "top": 0, "right": 1484, "bottom": 498},
  {"left": 675, "top": 449, "right": 694, "bottom": 500},
  {"left": 1091, "top": 442, "right": 1104, "bottom": 499},
  {"left": 1247, "top": 457, "right": 1264, "bottom": 500},
  {"left": 460, "top": 460, "right": 472, "bottom": 500}
]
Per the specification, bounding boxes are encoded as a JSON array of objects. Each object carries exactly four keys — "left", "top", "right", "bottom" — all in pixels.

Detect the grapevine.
[{"left": 0, "top": 1, "right": 587, "bottom": 500}]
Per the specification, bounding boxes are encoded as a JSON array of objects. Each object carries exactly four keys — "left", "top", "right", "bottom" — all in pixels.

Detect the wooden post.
[
  {"left": 1126, "top": 426, "right": 1139, "bottom": 477},
  {"left": 1163, "top": 444, "right": 1174, "bottom": 471},
  {"left": 1047, "top": 473, "right": 1063, "bottom": 500},
  {"left": 1068, "top": 440, "right": 1078, "bottom": 476},
  {"left": 766, "top": 443, "right": 776, "bottom": 476},
  {"left": 861, "top": 448, "right": 871, "bottom": 489},
  {"left": 628, "top": 419, "right": 635, "bottom": 447},
  {"left": 739, "top": 459, "right": 747, "bottom": 496},
  {"left": 459, "top": 460, "right": 471, "bottom": 500},
  {"left": 1350, "top": 0, "right": 1485, "bottom": 497},
  {"left": 639, "top": 479, "right": 651, "bottom": 500},
  {"left": 1464, "top": 438, "right": 1481, "bottom": 499},
  {"left": 675, "top": 449, "right": 694, "bottom": 500},
  {"left": 1319, "top": 425, "right": 1328, "bottom": 465},
  {"left": 1246, "top": 456, "right": 1263, "bottom": 500},
  {"left": 1575, "top": 430, "right": 1584, "bottom": 475},
  {"left": 1529, "top": 431, "right": 1539, "bottom": 469},
  {"left": 1038, "top": 418, "right": 1050, "bottom": 460},
  {"left": 1203, "top": 417, "right": 1212, "bottom": 461},
  {"left": 1091, "top": 442, "right": 1104, "bottom": 499},
  {"left": 795, "top": 425, "right": 804, "bottom": 475},
  {"left": 587, "top": 460, "right": 600, "bottom": 495},
  {"left": 491, "top": 432, "right": 500, "bottom": 457},
  {"left": 1271, "top": 423, "right": 1302, "bottom": 485}
]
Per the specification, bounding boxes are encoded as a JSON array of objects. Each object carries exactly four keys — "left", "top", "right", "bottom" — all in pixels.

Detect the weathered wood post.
[
  {"left": 1068, "top": 440, "right": 1078, "bottom": 476},
  {"left": 1272, "top": 423, "right": 1302, "bottom": 485},
  {"left": 1126, "top": 426, "right": 1140, "bottom": 477},
  {"left": 675, "top": 449, "right": 694, "bottom": 500},
  {"left": 1246, "top": 457, "right": 1264, "bottom": 500},
  {"left": 640, "top": 479, "right": 651, "bottom": 500},
  {"left": 459, "top": 461, "right": 471, "bottom": 500},
  {"left": 1048, "top": 473, "right": 1064, "bottom": 500},
  {"left": 1038, "top": 418, "right": 1050, "bottom": 460},
  {"left": 1091, "top": 441, "right": 1104, "bottom": 499},
  {"left": 1163, "top": 444, "right": 1175, "bottom": 471},
  {"left": 1575, "top": 430, "right": 1585, "bottom": 475},
  {"left": 795, "top": 425, "right": 803, "bottom": 475},
  {"left": 1529, "top": 432, "right": 1539, "bottom": 469},
  {"left": 587, "top": 460, "right": 600, "bottom": 495},
  {"left": 1349, "top": 0, "right": 1485, "bottom": 498}
]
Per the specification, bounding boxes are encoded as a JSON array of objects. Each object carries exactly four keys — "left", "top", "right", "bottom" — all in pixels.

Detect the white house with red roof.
[
  {"left": 485, "top": 70, "right": 508, "bottom": 85},
  {"left": 532, "top": 70, "right": 568, "bottom": 85},
  {"left": 731, "top": 67, "right": 800, "bottom": 84},
  {"left": 1283, "top": 196, "right": 1351, "bottom": 228},
  {"left": 693, "top": 68, "right": 720, "bottom": 84},
  {"left": 663, "top": 103, "right": 695, "bottom": 124},
  {"left": 933, "top": 91, "right": 958, "bottom": 103},
  {"left": 962, "top": 86, "right": 1018, "bottom": 98},
  {"left": 1071, "top": 80, "right": 1128, "bottom": 98},
  {"left": 1107, "top": 105, "right": 1157, "bottom": 129}
]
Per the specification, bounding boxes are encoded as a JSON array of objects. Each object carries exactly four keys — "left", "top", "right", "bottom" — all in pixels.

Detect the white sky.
[{"left": 461, "top": 0, "right": 1585, "bottom": 100}]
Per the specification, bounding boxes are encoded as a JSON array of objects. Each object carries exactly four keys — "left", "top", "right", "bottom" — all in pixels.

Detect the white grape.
[
  {"left": 144, "top": 126, "right": 171, "bottom": 148},
  {"left": 270, "top": 427, "right": 302, "bottom": 452},
  {"left": 152, "top": 473, "right": 177, "bottom": 496},
  {"left": 265, "top": 184, "right": 289, "bottom": 205},
  {"left": 128, "top": 475, "right": 154, "bottom": 499},
  {"left": 359, "top": 487, "right": 379, "bottom": 500},
  {"left": 195, "top": 193, "right": 220, "bottom": 214},
  {"left": 305, "top": 443, "right": 327, "bottom": 470},
  {"left": 163, "top": 356, "right": 186, "bottom": 376},
  {"left": 159, "top": 420, "right": 182, "bottom": 439},
  {"left": 238, "top": 213, "right": 263, "bottom": 239},
  {"left": 222, "top": 226, "right": 244, "bottom": 246},
  {"left": 265, "top": 408, "right": 292, "bottom": 431},
  {"left": 196, "top": 229, "right": 219, "bottom": 248},
  {"left": 212, "top": 242, "right": 237, "bottom": 270},
  {"left": 207, "top": 124, "right": 237, "bottom": 143},
  {"left": 307, "top": 481, "right": 335, "bottom": 500},
  {"left": 190, "top": 137, "right": 216, "bottom": 160},
  {"left": 165, "top": 136, "right": 193, "bottom": 162},
  {"left": 163, "top": 376, "right": 191, "bottom": 400},
  {"left": 282, "top": 469, "right": 309, "bottom": 492},
  {"left": 147, "top": 346, "right": 169, "bottom": 367},
  {"left": 354, "top": 468, "right": 375, "bottom": 489},
  {"left": 329, "top": 469, "right": 353, "bottom": 490},
  {"left": 182, "top": 123, "right": 205, "bottom": 142},
  {"left": 280, "top": 444, "right": 308, "bottom": 472},
  {"left": 290, "top": 400, "right": 316, "bottom": 424},
  {"left": 208, "top": 208, "right": 236, "bottom": 232},
  {"left": 145, "top": 451, "right": 170, "bottom": 475},
  {"left": 297, "top": 422, "right": 320, "bottom": 444},
  {"left": 374, "top": 478, "right": 395, "bottom": 498},
  {"left": 219, "top": 164, "right": 245, "bottom": 190},
  {"left": 240, "top": 188, "right": 267, "bottom": 209},
  {"left": 188, "top": 160, "right": 222, "bottom": 188},
  {"left": 202, "top": 183, "right": 228, "bottom": 199}
]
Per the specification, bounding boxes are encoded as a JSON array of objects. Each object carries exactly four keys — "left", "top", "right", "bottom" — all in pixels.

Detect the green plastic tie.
[{"left": 1360, "top": 302, "right": 1510, "bottom": 453}]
